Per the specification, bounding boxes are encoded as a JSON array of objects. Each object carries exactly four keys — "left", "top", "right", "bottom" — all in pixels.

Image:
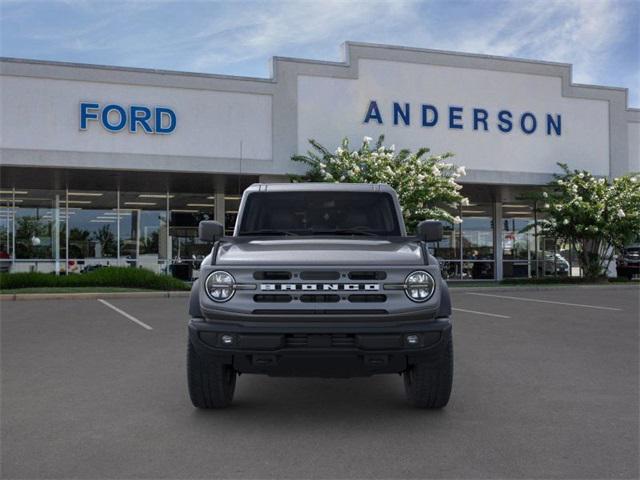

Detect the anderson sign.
[{"left": 363, "top": 100, "right": 562, "bottom": 136}]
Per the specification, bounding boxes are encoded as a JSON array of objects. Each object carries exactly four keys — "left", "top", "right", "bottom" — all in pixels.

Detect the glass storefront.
[
  {"left": 0, "top": 188, "right": 222, "bottom": 279},
  {"left": 0, "top": 186, "right": 579, "bottom": 281}
]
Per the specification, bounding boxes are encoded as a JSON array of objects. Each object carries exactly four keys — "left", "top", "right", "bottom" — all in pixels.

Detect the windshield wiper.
[
  {"left": 312, "top": 229, "right": 379, "bottom": 237},
  {"left": 239, "top": 229, "right": 299, "bottom": 236}
]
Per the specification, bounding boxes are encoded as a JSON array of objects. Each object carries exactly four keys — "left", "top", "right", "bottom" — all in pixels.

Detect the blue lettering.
[
  {"left": 130, "top": 105, "right": 153, "bottom": 133},
  {"left": 520, "top": 112, "right": 537, "bottom": 134},
  {"left": 421, "top": 104, "right": 438, "bottom": 127},
  {"left": 363, "top": 100, "right": 383, "bottom": 124},
  {"left": 155, "top": 107, "right": 176, "bottom": 134},
  {"left": 80, "top": 102, "right": 99, "bottom": 130},
  {"left": 473, "top": 108, "right": 489, "bottom": 131},
  {"left": 546, "top": 114, "right": 561, "bottom": 136},
  {"left": 497, "top": 110, "right": 513, "bottom": 132},
  {"left": 449, "top": 106, "right": 463, "bottom": 129},
  {"left": 393, "top": 102, "right": 410, "bottom": 126},
  {"left": 101, "top": 104, "right": 127, "bottom": 132}
]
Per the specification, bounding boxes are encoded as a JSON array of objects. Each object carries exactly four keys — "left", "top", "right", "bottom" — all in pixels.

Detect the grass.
[
  {"left": 0, "top": 267, "right": 191, "bottom": 291},
  {"left": 0, "top": 287, "right": 161, "bottom": 294}
]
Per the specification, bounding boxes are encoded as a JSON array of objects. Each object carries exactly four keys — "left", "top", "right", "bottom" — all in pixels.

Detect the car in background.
[
  {"left": 616, "top": 244, "right": 640, "bottom": 280},
  {"left": 0, "top": 250, "right": 10, "bottom": 273}
]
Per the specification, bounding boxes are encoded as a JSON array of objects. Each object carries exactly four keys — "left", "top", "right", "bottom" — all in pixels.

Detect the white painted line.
[
  {"left": 452, "top": 307, "right": 511, "bottom": 319},
  {"left": 97, "top": 299, "right": 153, "bottom": 330},
  {"left": 466, "top": 292, "right": 622, "bottom": 311}
]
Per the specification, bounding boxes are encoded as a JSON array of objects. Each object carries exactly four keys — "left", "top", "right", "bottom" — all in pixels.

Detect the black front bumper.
[{"left": 188, "top": 317, "right": 452, "bottom": 378}]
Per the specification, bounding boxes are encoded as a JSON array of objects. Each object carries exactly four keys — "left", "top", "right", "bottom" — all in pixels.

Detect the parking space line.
[
  {"left": 452, "top": 307, "right": 511, "bottom": 319},
  {"left": 97, "top": 299, "right": 153, "bottom": 330},
  {"left": 466, "top": 292, "right": 622, "bottom": 311}
]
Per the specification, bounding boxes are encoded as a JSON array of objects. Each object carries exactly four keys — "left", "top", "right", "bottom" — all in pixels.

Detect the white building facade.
[{"left": 1, "top": 42, "right": 638, "bottom": 280}]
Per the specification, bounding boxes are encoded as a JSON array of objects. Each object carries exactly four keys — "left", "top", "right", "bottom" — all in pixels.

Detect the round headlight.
[
  {"left": 205, "top": 271, "right": 236, "bottom": 302},
  {"left": 404, "top": 270, "right": 436, "bottom": 302}
]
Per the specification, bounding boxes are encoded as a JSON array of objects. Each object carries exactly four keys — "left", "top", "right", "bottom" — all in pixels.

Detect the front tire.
[
  {"left": 187, "top": 340, "right": 236, "bottom": 408},
  {"left": 404, "top": 335, "right": 453, "bottom": 408}
]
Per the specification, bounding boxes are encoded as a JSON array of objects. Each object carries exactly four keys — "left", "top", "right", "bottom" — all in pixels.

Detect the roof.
[{"left": 245, "top": 183, "right": 397, "bottom": 194}]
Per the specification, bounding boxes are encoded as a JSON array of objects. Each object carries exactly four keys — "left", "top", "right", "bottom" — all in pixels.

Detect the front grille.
[
  {"left": 300, "top": 271, "right": 340, "bottom": 280},
  {"left": 300, "top": 294, "right": 340, "bottom": 303},
  {"left": 252, "top": 309, "right": 388, "bottom": 315},
  {"left": 253, "top": 271, "right": 291, "bottom": 280},
  {"left": 348, "top": 271, "right": 387, "bottom": 280},
  {"left": 284, "top": 334, "right": 356, "bottom": 348},
  {"left": 250, "top": 269, "right": 395, "bottom": 311},
  {"left": 254, "top": 294, "right": 292, "bottom": 303},
  {"left": 348, "top": 294, "right": 387, "bottom": 303}
]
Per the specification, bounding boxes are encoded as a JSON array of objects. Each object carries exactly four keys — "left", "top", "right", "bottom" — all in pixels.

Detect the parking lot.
[{"left": 1, "top": 285, "right": 638, "bottom": 479}]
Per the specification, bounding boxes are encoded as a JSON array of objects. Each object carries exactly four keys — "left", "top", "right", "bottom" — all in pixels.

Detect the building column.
[
  {"left": 54, "top": 194, "right": 60, "bottom": 275},
  {"left": 495, "top": 200, "right": 503, "bottom": 281},
  {"left": 215, "top": 193, "right": 226, "bottom": 231}
]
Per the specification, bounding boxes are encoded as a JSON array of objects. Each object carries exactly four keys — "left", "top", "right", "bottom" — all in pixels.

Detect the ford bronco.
[{"left": 187, "top": 183, "right": 453, "bottom": 408}]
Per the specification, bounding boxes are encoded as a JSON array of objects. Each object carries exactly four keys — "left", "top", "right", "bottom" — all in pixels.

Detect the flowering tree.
[
  {"left": 290, "top": 135, "right": 469, "bottom": 232},
  {"left": 536, "top": 163, "right": 640, "bottom": 279}
]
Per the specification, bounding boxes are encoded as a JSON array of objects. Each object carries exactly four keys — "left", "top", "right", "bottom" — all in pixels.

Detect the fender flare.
[
  {"left": 189, "top": 278, "right": 203, "bottom": 318},
  {"left": 437, "top": 280, "right": 452, "bottom": 318}
]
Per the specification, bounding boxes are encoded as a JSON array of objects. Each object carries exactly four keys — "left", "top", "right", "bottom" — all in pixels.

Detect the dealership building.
[{"left": 1, "top": 42, "right": 638, "bottom": 280}]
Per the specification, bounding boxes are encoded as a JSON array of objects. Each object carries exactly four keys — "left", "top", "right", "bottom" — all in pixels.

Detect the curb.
[
  {"left": 0, "top": 291, "right": 191, "bottom": 301},
  {"left": 449, "top": 283, "right": 640, "bottom": 292}
]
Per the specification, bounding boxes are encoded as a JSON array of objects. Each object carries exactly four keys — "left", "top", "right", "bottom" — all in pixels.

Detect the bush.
[{"left": 0, "top": 267, "right": 190, "bottom": 291}]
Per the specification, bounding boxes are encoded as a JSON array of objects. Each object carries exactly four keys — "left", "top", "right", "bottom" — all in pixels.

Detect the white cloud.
[{"left": 1, "top": 0, "right": 636, "bottom": 103}]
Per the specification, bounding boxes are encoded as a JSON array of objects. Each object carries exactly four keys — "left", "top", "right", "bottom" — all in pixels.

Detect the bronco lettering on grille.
[{"left": 260, "top": 283, "right": 380, "bottom": 291}]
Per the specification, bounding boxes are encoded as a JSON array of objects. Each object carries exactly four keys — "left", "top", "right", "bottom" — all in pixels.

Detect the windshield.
[{"left": 238, "top": 191, "right": 401, "bottom": 236}]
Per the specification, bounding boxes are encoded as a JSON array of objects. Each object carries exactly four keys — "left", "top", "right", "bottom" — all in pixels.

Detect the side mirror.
[
  {"left": 417, "top": 220, "right": 443, "bottom": 242},
  {"left": 199, "top": 220, "right": 224, "bottom": 243}
]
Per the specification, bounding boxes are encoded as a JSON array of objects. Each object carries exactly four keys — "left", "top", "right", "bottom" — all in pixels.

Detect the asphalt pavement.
[{"left": 1, "top": 285, "right": 638, "bottom": 479}]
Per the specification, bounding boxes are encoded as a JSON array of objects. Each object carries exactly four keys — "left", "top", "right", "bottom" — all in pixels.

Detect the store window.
[
  {"left": 431, "top": 204, "right": 462, "bottom": 280},
  {"left": 12, "top": 189, "right": 67, "bottom": 273},
  {"left": 0, "top": 192, "right": 15, "bottom": 272},
  {"left": 120, "top": 192, "right": 169, "bottom": 273},
  {"left": 461, "top": 204, "right": 494, "bottom": 279},
  {"left": 169, "top": 192, "right": 216, "bottom": 280},
  {"left": 65, "top": 190, "right": 118, "bottom": 273},
  {"left": 502, "top": 203, "right": 536, "bottom": 278}
]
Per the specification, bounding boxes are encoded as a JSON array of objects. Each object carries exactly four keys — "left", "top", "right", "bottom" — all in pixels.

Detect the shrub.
[
  {"left": 533, "top": 164, "right": 640, "bottom": 280},
  {"left": 0, "top": 267, "right": 190, "bottom": 291}
]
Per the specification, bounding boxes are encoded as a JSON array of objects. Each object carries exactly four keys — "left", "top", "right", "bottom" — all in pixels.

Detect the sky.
[{"left": 1, "top": 0, "right": 638, "bottom": 106}]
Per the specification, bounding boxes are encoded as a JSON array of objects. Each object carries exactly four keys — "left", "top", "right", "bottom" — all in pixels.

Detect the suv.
[
  {"left": 617, "top": 244, "right": 640, "bottom": 280},
  {"left": 187, "top": 183, "right": 453, "bottom": 408}
]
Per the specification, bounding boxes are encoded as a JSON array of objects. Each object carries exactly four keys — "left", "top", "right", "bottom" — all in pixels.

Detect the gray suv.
[{"left": 188, "top": 183, "right": 453, "bottom": 408}]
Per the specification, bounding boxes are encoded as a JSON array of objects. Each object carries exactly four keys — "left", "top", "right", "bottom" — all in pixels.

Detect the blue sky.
[{"left": 1, "top": 0, "right": 638, "bottom": 106}]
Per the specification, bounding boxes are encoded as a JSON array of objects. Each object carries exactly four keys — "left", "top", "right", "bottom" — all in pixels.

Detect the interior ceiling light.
[
  {"left": 124, "top": 202, "right": 156, "bottom": 206},
  {"left": 62, "top": 200, "right": 92, "bottom": 204},
  {"left": 187, "top": 203, "right": 215, "bottom": 207},
  {"left": 68, "top": 192, "right": 103, "bottom": 197},
  {"left": 138, "top": 194, "right": 174, "bottom": 198},
  {"left": 0, "top": 190, "right": 28, "bottom": 195}
]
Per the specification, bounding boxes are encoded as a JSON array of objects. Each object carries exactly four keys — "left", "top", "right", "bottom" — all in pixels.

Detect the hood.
[{"left": 215, "top": 237, "right": 424, "bottom": 266}]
